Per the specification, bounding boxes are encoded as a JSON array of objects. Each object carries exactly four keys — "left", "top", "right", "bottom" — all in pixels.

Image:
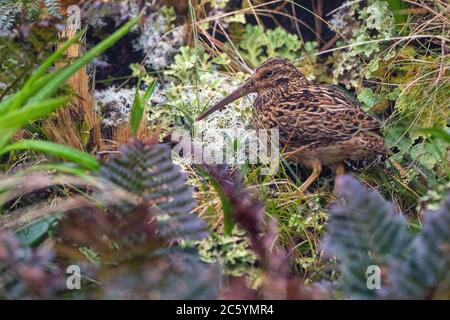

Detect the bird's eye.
[{"left": 265, "top": 70, "right": 273, "bottom": 77}]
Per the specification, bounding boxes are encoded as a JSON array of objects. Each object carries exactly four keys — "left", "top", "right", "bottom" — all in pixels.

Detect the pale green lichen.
[
  {"left": 238, "top": 25, "right": 301, "bottom": 67},
  {"left": 151, "top": 46, "right": 254, "bottom": 166},
  {"left": 329, "top": 0, "right": 396, "bottom": 90},
  {"left": 197, "top": 228, "right": 258, "bottom": 277},
  {"left": 133, "top": 5, "right": 185, "bottom": 70},
  {"left": 95, "top": 87, "right": 139, "bottom": 126}
]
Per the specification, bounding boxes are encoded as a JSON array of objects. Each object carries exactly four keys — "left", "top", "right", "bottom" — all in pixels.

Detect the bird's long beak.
[{"left": 196, "top": 79, "right": 254, "bottom": 121}]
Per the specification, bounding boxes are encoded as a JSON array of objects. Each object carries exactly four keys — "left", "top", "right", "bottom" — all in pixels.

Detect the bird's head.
[{"left": 196, "top": 57, "right": 308, "bottom": 121}]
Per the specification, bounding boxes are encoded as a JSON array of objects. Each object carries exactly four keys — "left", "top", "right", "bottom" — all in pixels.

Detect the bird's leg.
[
  {"left": 298, "top": 160, "right": 322, "bottom": 195},
  {"left": 333, "top": 162, "right": 345, "bottom": 176},
  {"left": 331, "top": 162, "right": 345, "bottom": 194}
]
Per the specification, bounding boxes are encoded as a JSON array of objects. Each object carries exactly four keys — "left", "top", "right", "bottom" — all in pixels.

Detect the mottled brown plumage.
[{"left": 197, "top": 57, "right": 387, "bottom": 193}]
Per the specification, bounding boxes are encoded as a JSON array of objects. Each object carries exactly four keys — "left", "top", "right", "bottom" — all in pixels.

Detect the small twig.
[
  {"left": 312, "top": 0, "right": 324, "bottom": 45},
  {"left": 320, "top": 34, "right": 339, "bottom": 52},
  {"left": 96, "top": 151, "right": 121, "bottom": 155},
  {"left": 273, "top": 0, "right": 289, "bottom": 12}
]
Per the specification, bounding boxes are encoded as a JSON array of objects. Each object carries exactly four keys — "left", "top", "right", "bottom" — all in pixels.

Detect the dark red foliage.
[
  {"left": 205, "top": 165, "right": 318, "bottom": 299},
  {"left": 0, "top": 231, "right": 65, "bottom": 299}
]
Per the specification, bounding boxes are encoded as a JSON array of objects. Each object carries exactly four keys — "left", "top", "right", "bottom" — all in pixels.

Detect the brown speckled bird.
[{"left": 197, "top": 58, "right": 387, "bottom": 193}]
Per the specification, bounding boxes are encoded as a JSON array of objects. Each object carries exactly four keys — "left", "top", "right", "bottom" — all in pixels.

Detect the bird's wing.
[{"left": 275, "top": 85, "right": 382, "bottom": 146}]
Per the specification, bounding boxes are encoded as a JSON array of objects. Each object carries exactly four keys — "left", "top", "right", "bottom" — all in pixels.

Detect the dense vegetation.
[{"left": 0, "top": 0, "right": 449, "bottom": 299}]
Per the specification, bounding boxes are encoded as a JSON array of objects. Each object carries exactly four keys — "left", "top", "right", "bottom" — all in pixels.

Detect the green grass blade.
[
  {"left": 0, "top": 130, "right": 14, "bottom": 154},
  {"left": 0, "top": 95, "right": 14, "bottom": 113},
  {"left": 30, "top": 14, "right": 142, "bottom": 103},
  {"left": 130, "top": 77, "right": 143, "bottom": 136},
  {"left": 25, "top": 34, "right": 81, "bottom": 87},
  {"left": 0, "top": 39, "right": 79, "bottom": 113},
  {"left": 1, "top": 140, "right": 100, "bottom": 171},
  {"left": 130, "top": 78, "right": 156, "bottom": 136},
  {"left": 21, "top": 163, "right": 92, "bottom": 177},
  {"left": 0, "top": 97, "right": 68, "bottom": 130},
  {"left": 385, "top": 0, "right": 408, "bottom": 25},
  {"left": 418, "top": 127, "right": 450, "bottom": 144},
  {"left": 2, "top": 67, "right": 66, "bottom": 113},
  {"left": 15, "top": 214, "right": 63, "bottom": 246},
  {"left": 143, "top": 79, "right": 157, "bottom": 104},
  {"left": 207, "top": 174, "right": 235, "bottom": 236}
]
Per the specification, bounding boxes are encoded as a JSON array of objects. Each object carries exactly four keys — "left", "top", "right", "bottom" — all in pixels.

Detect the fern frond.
[
  {"left": 384, "top": 195, "right": 450, "bottom": 299},
  {"left": 324, "top": 176, "right": 450, "bottom": 299},
  {"left": 0, "top": 4, "right": 19, "bottom": 32},
  {"left": 25, "top": 0, "right": 40, "bottom": 20},
  {"left": 323, "top": 175, "right": 414, "bottom": 298},
  {"left": 101, "top": 248, "right": 220, "bottom": 299},
  {"left": 44, "top": 0, "right": 61, "bottom": 18},
  {"left": 100, "top": 139, "right": 207, "bottom": 241},
  {"left": 0, "top": 230, "right": 64, "bottom": 299}
]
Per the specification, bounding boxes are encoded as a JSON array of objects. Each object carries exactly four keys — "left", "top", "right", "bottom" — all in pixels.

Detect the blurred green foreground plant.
[{"left": 0, "top": 14, "right": 141, "bottom": 171}]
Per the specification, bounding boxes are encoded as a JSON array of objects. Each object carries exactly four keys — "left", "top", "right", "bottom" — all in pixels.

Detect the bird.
[{"left": 196, "top": 57, "right": 387, "bottom": 194}]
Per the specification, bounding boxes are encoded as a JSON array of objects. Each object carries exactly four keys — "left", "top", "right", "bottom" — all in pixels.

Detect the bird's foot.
[
  {"left": 332, "top": 183, "right": 341, "bottom": 196},
  {"left": 325, "top": 179, "right": 344, "bottom": 206}
]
